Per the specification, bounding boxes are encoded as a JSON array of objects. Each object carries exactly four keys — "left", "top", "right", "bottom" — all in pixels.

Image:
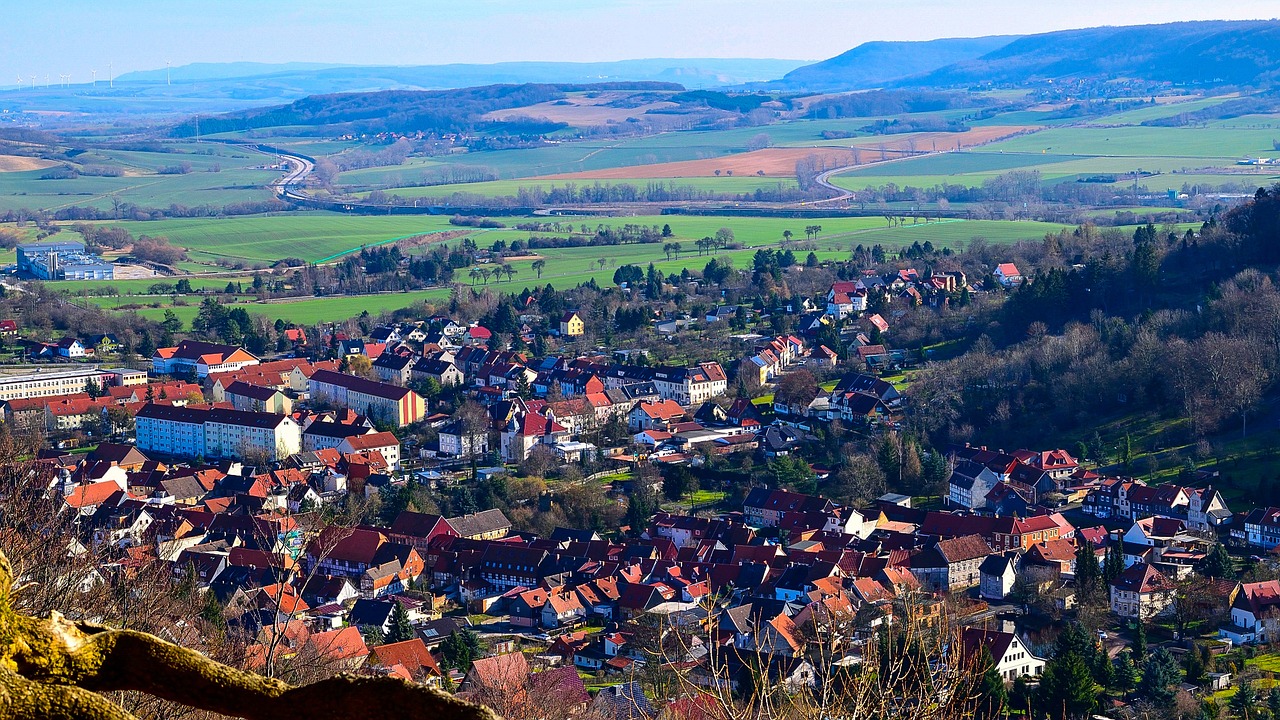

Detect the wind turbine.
[
  {"left": 16, "top": 75, "right": 22, "bottom": 90},
  {"left": 59, "top": 74, "right": 69, "bottom": 88},
  {"left": 108, "top": 63, "right": 113, "bottom": 88},
  {"left": 166, "top": 60, "right": 171, "bottom": 86},
  {"left": 91, "top": 69, "right": 97, "bottom": 87}
]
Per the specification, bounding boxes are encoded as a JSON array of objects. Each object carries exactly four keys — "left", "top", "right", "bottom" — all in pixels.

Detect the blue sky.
[{"left": 5, "top": 0, "right": 1279, "bottom": 77}]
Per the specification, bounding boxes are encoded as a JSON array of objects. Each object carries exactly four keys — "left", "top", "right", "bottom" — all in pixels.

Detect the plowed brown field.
[{"left": 539, "top": 126, "right": 1036, "bottom": 179}]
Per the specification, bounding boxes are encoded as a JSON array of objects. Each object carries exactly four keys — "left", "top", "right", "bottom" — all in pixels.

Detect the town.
[
  {"left": 0, "top": 241, "right": 1277, "bottom": 720},
  {"left": 11, "top": 7, "right": 1280, "bottom": 719}
]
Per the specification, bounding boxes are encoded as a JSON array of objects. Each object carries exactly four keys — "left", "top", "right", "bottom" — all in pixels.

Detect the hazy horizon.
[{"left": 5, "top": 0, "right": 1279, "bottom": 81}]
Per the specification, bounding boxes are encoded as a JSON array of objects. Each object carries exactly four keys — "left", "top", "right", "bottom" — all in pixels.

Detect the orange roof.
[
  {"left": 63, "top": 481, "right": 125, "bottom": 509},
  {"left": 305, "top": 626, "right": 368, "bottom": 663},
  {"left": 369, "top": 638, "right": 441, "bottom": 677},
  {"left": 257, "top": 583, "right": 309, "bottom": 615}
]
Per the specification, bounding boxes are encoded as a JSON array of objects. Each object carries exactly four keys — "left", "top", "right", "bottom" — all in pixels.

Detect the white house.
[
  {"left": 979, "top": 553, "right": 1018, "bottom": 601},
  {"left": 1221, "top": 580, "right": 1280, "bottom": 645},
  {"left": 1110, "top": 562, "right": 1176, "bottom": 619},
  {"left": 963, "top": 628, "right": 1045, "bottom": 681}
]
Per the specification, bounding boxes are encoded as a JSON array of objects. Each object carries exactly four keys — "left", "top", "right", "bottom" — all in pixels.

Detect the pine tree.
[
  {"left": 199, "top": 590, "right": 226, "bottom": 633},
  {"left": 385, "top": 600, "right": 414, "bottom": 644},
  {"left": 1037, "top": 651, "right": 1097, "bottom": 720},
  {"left": 1091, "top": 648, "right": 1115, "bottom": 688},
  {"left": 1074, "top": 540, "right": 1101, "bottom": 603},
  {"left": 1139, "top": 648, "right": 1183, "bottom": 707},
  {"left": 1231, "top": 677, "right": 1257, "bottom": 720},
  {"left": 1198, "top": 544, "right": 1235, "bottom": 579},
  {"left": 1054, "top": 622, "right": 1095, "bottom": 663},
  {"left": 1184, "top": 644, "right": 1205, "bottom": 684},
  {"left": 1132, "top": 622, "right": 1147, "bottom": 662},
  {"left": 1113, "top": 651, "right": 1139, "bottom": 694},
  {"left": 1010, "top": 675, "right": 1035, "bottom": 717},
  {"left": 441, "top": 628, "right": 483, "bottom": 671},
  {"left": 974, "top": 646, "right": 1008, "bottom": 720}
]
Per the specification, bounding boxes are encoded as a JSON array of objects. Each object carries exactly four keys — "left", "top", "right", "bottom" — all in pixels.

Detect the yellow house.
[{"left": 559, "top": 311, "right": 585, "bottom": 337}]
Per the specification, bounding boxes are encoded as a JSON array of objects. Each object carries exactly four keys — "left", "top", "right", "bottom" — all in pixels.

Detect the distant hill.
[
  {"left": 769, "top": 36, "right": 1019, "bottom": 91},
  {"left": 169, "top": 83, "right": 686, "bottom": 137},
  {"left": 118, "top": 62, "right": 351, "bottom": 84},
  {"left": 900, "top": 20, "right": 1280, "bottom": 88},
  {"left": 2, "top": 59, "right": 808, "bottom": 121},
  {"left": 123, "top": 58, "right": 808, "bottom": 94}
]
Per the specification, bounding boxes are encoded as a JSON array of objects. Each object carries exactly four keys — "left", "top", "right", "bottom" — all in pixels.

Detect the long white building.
[
  {"left": 135, "top": 403, "right": 301, "bottom": 461},
  {"left": 0, "top": 367, "right": 142, "bottom": 402}
]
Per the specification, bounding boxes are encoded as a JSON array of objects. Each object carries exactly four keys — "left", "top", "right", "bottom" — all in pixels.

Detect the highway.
[{"left": 270, "top": 152, "right": 314, "bottom": 199}]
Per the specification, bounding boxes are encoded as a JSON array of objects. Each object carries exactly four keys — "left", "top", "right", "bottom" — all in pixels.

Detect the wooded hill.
[
  {"left": 170, "top": 82, "right": 683, "bottom": 137},
  {"left": 782, "top": 20, "right": 1280, "bottom": 91}
]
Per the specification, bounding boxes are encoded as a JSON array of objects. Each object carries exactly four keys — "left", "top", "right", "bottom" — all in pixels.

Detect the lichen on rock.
[{"left": 0, "top": 549, "right": 498, "bottom": 720}]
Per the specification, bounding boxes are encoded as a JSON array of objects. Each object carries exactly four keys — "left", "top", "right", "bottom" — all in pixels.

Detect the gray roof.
[{"left": 447, "top": 509, "right": 512, "bottom": 538}]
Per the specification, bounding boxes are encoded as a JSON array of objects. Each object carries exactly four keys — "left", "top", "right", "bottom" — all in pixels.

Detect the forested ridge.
[{"left": 909, "top": 186, "right": 1280, "bottom": 449}]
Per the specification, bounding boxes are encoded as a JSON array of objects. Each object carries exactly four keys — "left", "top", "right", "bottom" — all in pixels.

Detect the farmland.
[
  {"left": 355, "top": 176, "right": 801, "bottom": 200},
  {"left": 53, "top": 214, "right": 1074, "bottom": 326},
  {"left": 0, "top": 141, "right": 279, "bottom": 214},
  {"left": 97, "top": 214, "right": 469, "bottom": 266},
  {"left": 82, "top": 288, "right": 452, "bottom": 327}
]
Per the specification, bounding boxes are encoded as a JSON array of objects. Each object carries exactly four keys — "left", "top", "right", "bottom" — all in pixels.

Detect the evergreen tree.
[
  {"left": 974, "top": 646, "right": 1008, "bottom": 720},
  {"left": 1009, "top": 675, "right": 1035, "bottom": 717},
  {"left": 440, "top": 628, "right": 483, "bottom": 672},
  {"left": 1091, "top": 648, "right": 1115, "bottom": 688},
  {"left": 1268, "top": 686, "right": 1280, "bottom": 718},
  {"left": 199, "top": 590, "right": 226, "bottom": 633},
  {"left": 1139, "top": 648, "right": 1182, "bottom": 707},
  {"left": 1075, "top": 540, "right": 1102, "bottom": 603},
  {"left": 1184, "top": 644, "right": 1205, "bottom": 683},
  {"left": 1132, "top": 622, "right": 1147, "bottom": 662},
  {"left": 1197, "top": 544, "right": 1235, "bottom": 579},
  {"left": 361, "top": 625, "right": 385, "bottom": 647},
  {"left": 386, "top": 600, "right": 414, "bottom": 644},
  {"left": 1054, "top": 622, "right": 1095, "bottom": 663},
  {"left": 1103, "top": 544, "right": 1125, "bottom": 583},
  {"left": 1113, "top": 651, "right": 1138, "bottom": 694},
  {"left": 1037, "top": 651, "right": 1097, "bottom": 720},
  {"left": 1231, "top": 677, "right": 1257, "bottom": 720}
]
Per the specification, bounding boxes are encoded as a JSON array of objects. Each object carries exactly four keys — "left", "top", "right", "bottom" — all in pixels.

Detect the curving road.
[{"left": 270, "top": 152, "right": 314, "bottom": 200}]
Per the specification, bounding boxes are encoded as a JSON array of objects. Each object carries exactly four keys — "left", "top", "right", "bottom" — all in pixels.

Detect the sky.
[{"left": 5, "top": 0, "right": 1280, "bottom": 78}]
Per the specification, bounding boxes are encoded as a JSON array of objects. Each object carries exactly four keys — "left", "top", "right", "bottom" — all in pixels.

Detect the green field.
[
  {"left": 356, "top": 176, "right": 800, "bottom": 200},
  {"left": 94, "top": 214, "right": 469, "bottom": 266},
  {"left": 977, "top": 125, "right": 1278, "bottom": 159},
  {"left": 0, "top": 142, "right": 278, "bottom": 214},
  {"left": 93, "top": 289, "right": 452, "bottom": 327},
  {"left": 67, "top": 215, "right": 1075, "bottom": 326}
]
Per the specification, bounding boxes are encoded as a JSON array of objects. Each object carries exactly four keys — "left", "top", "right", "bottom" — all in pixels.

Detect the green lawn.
[{"left": 97, "top": 289, "right": 452, "bottom": 326}]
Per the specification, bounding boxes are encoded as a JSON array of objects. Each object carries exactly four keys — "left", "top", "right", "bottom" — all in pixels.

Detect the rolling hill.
[
  {"left": 778, "top": 20, "right": 1280, "bottom": 92},
  {"left": 904, "top": 20, "right": 1280, "bottom": 88},
  {"left": 768, "top": 36, "right": 1019, "bottom": 91}
]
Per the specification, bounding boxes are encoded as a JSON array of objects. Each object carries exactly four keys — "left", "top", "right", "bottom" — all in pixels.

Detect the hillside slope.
[
  {"left": 773, "top": 36, "right": 1019, "bottom": 91},
  {"left": 902, "top": 20, "right": 1280, "bottom": 87}
]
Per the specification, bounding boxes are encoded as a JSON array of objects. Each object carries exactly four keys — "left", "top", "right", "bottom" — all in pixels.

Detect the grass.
[
  {"left": 689, "top": 489, "right": 728, "bottom": 505},
  {"left": 355, "top": 176, "right": 800, "bottom": 200},
  {"left": 828, "top": 151, "right": 1273, "bottom": 194},
  {"left": 0, "top": 142, "right": 279, "bottom": 214},
  {"left": 87, "top": 213, "right": 468, "bottom": 266},
  {"left": 66, "top": 214, "right": 1081, "bottom": 326},
  {"left": 95, "top": 289, "right": 452, "bottom": 326},
  {"left": 977, "top": 125, "right": 1280, "bottom": 159}
]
